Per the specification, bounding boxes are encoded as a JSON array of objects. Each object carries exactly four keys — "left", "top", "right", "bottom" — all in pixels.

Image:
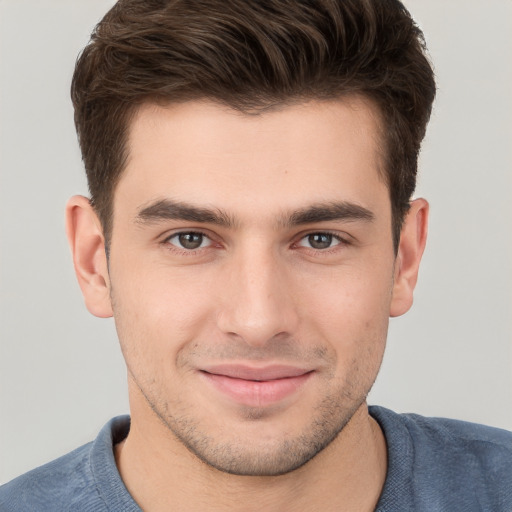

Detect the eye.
[
  {"left": 297, "top": 233, "right": 342, "bottom": 250},
  {"left": 166, "top": 232, "right": 212, "bottom": 250}
]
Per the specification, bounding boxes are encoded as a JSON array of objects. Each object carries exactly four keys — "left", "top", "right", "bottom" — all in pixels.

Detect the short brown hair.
[{"left": 71, "top": 0, "right": 436, "bottom": 249}]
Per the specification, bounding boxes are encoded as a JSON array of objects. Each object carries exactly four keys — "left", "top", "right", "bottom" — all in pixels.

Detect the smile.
[{"left": 199, "top": 365, "right": 314, "bottom": 407}]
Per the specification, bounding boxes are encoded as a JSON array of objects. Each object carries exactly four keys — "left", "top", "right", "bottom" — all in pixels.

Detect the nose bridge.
[{"left": 217, "top": 239, "right": 297, "bottom": 345}]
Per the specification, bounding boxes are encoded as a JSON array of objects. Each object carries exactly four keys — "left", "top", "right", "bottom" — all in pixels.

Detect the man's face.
[{"left": 108, "top": 98, "right": 397, "bottom": 475}]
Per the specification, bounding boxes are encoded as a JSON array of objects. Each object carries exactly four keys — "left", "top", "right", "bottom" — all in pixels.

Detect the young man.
[{"left": 1, "top": 0, "right": 511, "bottom": 510}]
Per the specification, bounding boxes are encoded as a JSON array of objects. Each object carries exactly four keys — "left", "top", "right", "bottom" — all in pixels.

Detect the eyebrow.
[
  {"left": 282, "top": 201, "right": 375, "bottom": 227},
  {"left": 135, "top": 199, "right": 374, "bottom": 229},
  {"left": 136, "top": 199, "right": 236, "bottom": 228}
]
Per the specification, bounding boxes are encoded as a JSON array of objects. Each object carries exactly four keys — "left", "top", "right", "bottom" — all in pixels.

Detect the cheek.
[
  {"left": 109, "top": 259, "right": 217, "bottom": 371},
  {"left": 307, "top": 263, "right": 392, "bottom": 317},
  {"left": 302, "top": 267, "right": 392, "bottom": 362}
]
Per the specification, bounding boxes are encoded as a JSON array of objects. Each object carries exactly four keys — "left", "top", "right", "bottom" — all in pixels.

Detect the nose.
[{"left": 216, "top": 243, "right": 299, "bottom": 347}]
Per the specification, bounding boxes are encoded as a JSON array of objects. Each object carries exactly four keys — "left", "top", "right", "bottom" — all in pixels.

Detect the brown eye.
[
  {"left": 308, "top": 233, "right": 333, "bottom": 249},
  {"left": 178, "top": 233, "right": 203, "bottom": 249},
  {"left": 168, "top": 232, "right": 209, "bottom": 250},
  {"left": 298, "top": 233, "right": 341, "bottom": 250}
]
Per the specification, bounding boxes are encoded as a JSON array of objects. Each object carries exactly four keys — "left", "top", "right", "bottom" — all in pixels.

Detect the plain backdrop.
[{"left": 0, "top": 0, "right": 511, "bottom": 485}]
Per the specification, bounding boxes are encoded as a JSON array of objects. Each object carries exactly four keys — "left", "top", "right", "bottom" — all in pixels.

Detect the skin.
[{"left": 66, "top": 98, "right": 428, "bottom": 511}]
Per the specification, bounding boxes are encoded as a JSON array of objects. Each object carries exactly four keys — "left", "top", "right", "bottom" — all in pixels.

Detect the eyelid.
[
  {"left": 160, "top": 229, "right": 220, "bottom": 254},
  {"left": 295, "top": 229, "right": 352, "bottom": 244},
  {"left": 290, "top": 230, "right": 354, "bottom": 256},
  {"left": 169, "top": 232, "right": 212, "bottom": 248},
  {"left": 161, "top": 228, "right": 214, "bottom": 242},
  {"left": 297, "top": 234, "right": 340, "bottom": 248}
]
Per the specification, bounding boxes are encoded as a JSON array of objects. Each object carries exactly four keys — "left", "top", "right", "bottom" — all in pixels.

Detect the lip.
[{"left": 199, "top": 364, "right": 313, "bottom": 407}]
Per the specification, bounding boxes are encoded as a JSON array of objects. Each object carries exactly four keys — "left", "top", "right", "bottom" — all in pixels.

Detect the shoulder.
[
  {"left": 0, "top": 416, "right": 135, "bottom": 512},
  {"left": 370, "top": 406, "right": 512, "bottom": 511},
  {"left": 0, "top": 442, "right": 97, "bottom": 511},
  {"left": 372, "top": 405, "right": 512, "bottom": 465}
]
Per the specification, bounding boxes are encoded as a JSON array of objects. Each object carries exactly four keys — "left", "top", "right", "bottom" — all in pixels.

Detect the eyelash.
[
  {"left": 161, "top": 230, "right": 351, "bottom": 255},
  {"left": 293, "top": 231, "right": 351, "bottom": 253},
  {"left": 161, "top": 230, "right": 216, "bottom": 255}
]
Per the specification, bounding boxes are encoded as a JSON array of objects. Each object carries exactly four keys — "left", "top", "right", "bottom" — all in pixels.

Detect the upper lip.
[{"left": 201, "top": 364, "right": 312, "bottom": 381}]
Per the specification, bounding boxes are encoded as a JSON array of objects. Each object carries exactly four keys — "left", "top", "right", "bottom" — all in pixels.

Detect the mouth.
[{"left": 199, "top": 364, "right": 314, "bottom": 407}]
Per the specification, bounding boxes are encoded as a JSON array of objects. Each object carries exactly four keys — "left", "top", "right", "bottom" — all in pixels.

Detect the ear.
[
  {"left": 390, "top": 198, "right": 429, "bottom": 317},
  {"left": 65, "top": 195, "right": 113, "bottom": 318}
]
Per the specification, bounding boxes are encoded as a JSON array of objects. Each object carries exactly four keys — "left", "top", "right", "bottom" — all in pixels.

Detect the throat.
[{"left": 114, "top": 404, "right": 387, "bottom": 512}]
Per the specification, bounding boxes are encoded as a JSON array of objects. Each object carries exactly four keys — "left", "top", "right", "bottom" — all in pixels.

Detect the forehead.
[{"left": 116, "top": 98, "right": 388, "bottom": 220}]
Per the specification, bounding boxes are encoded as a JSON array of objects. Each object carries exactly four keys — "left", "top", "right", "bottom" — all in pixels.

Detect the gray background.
[{"left": 1, "top": 0, "right": 511, "bottom": 484}]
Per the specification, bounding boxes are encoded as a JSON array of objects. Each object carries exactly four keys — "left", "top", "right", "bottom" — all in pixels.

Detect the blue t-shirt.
[{"left": 1, "top": 406, "right": 511, "bottom": 511}]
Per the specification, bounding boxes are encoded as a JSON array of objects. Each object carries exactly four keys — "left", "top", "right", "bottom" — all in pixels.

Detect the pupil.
[
  {"left": 309, "top": 233, "right": 332, "bottom": 249},
  {"left": 179, "top": 233, "right": 203, "bottom": 250}
]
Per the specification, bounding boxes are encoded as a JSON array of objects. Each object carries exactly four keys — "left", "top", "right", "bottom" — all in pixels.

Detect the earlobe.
[
  {"left": 389, "top": 198, "right": 429, "bottom": 318},
  {"left": 65, "top": 195, "right": 113, "bottom": 318}
]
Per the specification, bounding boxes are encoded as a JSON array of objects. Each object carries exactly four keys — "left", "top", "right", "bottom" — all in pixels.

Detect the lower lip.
[{"left": 201, "top": 371, "right": 313, "bottom": 407}]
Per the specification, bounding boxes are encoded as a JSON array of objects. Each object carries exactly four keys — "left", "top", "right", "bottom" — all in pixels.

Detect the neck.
[{"left": 115, "top": 403, "right": 387, "bottom": 512}]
